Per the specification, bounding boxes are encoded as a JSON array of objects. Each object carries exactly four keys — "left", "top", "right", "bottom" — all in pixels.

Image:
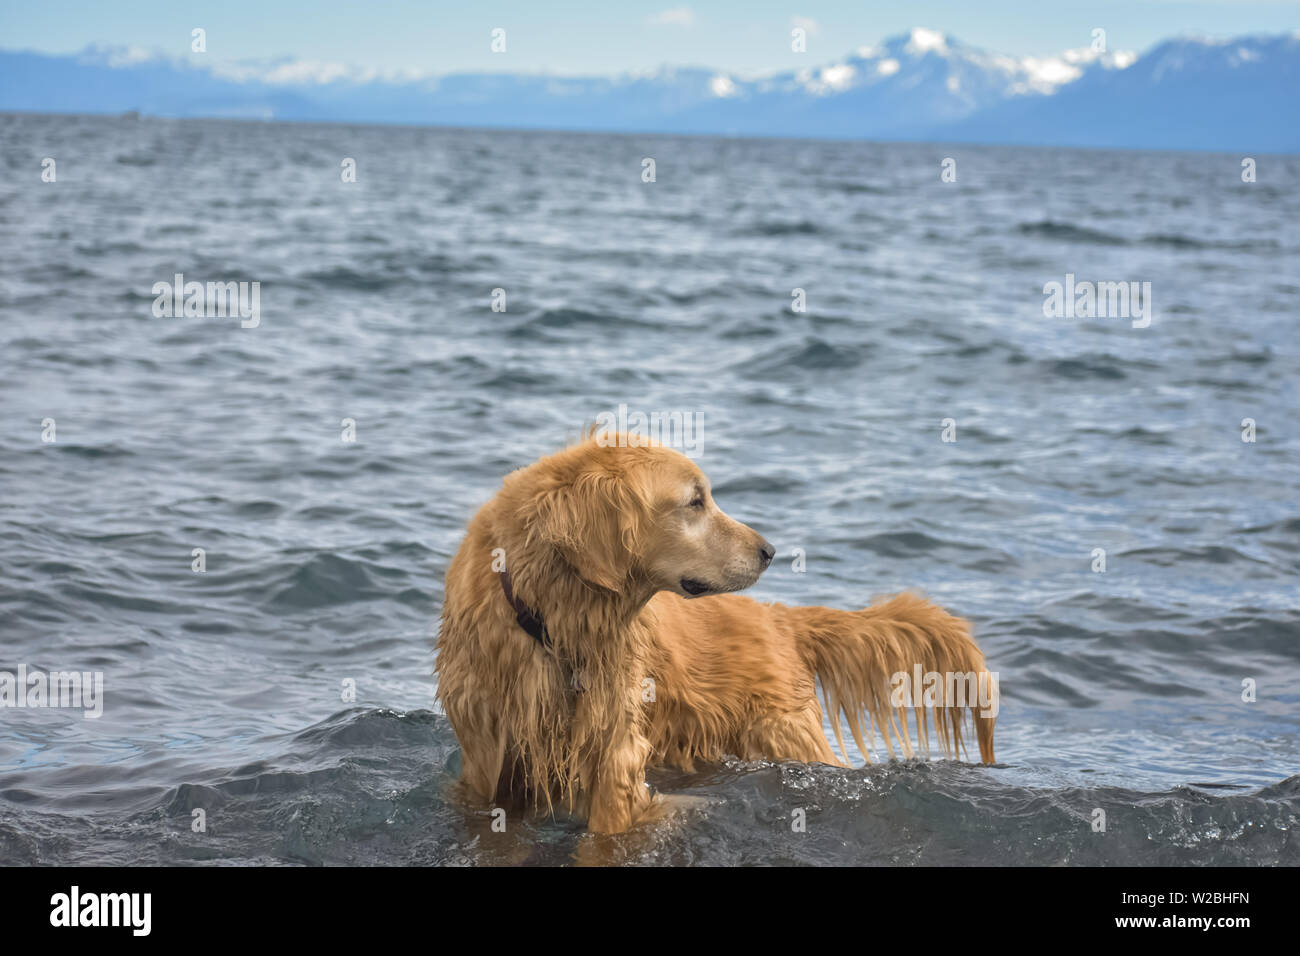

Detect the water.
[{"left": 1, "top": 112, "right": 1297, "bottom": 865}]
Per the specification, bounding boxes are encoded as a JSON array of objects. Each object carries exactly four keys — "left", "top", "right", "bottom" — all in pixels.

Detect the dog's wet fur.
[{"left": 436, "top": 433, "right": 995, "bottom": 834}]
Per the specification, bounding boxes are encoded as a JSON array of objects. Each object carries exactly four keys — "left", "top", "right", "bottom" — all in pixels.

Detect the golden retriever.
[{"left": 435, "top": 433, "right": 996, "bottom": 834}]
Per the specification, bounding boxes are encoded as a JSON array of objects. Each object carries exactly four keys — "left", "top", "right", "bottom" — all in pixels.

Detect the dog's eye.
[{"left": 689, "top": 496, "right": 706, "bottom": 509}]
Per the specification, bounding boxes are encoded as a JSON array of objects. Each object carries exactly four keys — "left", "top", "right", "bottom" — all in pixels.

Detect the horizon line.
[{"left": 5, "top": 108, "right": 1295, "bottom": 158}]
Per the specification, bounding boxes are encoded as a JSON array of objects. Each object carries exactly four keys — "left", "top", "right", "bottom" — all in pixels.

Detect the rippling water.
[{"left": 1, "top": 113, "right": 1297, "bottom": 865}]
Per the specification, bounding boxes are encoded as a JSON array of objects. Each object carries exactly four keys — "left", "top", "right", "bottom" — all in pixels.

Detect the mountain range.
[{"left": 2, "top": 28, "right": 1297, "bottom": 152}]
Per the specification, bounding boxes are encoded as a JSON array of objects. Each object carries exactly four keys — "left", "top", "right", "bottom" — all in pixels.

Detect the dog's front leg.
[{"left": 583, "top": 728, "right": 655, "bottom": 834}]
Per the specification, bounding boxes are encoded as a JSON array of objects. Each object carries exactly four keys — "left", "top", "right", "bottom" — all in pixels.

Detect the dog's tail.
[{"left": 783, "top": 593, "right": 996, "bottom": 765}]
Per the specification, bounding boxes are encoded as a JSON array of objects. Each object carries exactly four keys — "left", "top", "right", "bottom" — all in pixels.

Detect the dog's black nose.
[{"left": 758, "top": 540, "right": 775, "bottom": 568}]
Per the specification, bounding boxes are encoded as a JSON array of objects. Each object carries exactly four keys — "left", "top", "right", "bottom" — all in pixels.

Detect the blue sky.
[{"left": 2, "top": 0, "right": 1297, "bottom": 75}]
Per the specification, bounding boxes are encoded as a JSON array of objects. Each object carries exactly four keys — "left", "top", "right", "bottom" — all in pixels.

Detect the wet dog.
[{"left": 435, "top": 434, "right": 995, "bottom": 833}]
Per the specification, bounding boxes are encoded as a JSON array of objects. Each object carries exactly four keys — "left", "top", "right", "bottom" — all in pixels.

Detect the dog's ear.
[{"left": 529, "top": 471, "right": 645, "bottom": 593}]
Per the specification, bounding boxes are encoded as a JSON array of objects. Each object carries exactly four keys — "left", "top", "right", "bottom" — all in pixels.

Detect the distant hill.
[{"left": 2, "top": 28, "right": 1296, "bottom": 152}]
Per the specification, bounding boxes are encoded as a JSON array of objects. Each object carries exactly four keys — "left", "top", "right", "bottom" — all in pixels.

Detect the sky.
[{"left": 2, "top": 0, "right": 1298, "bottom": 77}]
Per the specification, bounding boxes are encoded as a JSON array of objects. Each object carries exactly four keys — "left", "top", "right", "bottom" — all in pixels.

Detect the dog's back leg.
[{"left": 740, "top": 704, "right": 846, "bottom": 766}]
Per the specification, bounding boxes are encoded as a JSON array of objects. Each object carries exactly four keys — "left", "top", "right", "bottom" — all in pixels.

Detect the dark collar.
[{"left": 499, "top": 567, "right": 549, "bottom": 648}]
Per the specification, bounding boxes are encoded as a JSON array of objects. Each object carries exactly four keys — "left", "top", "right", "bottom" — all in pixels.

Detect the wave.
[
  {"left": 1017, "top": 220, "right": 1127, "bottom": 245},
  {"left": 1, "top": 710, "right": 1294, "bottom": 865},
  {"left": 1017, "top": 220, "right": 1283, "bottom": 253}
]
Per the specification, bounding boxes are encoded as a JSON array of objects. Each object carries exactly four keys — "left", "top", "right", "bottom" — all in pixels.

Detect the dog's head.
[{"left": 518, "top": 437, "right": 773, "bottom": 599}]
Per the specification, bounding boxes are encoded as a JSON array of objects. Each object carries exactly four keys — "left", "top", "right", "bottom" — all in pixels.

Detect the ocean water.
[{"left": 1, "top": 112, "right": 1297, "bottom": 866}]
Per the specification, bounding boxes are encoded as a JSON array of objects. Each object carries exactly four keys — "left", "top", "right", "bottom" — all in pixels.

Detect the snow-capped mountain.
[
  {"left": 939, "top": 32, "right": 1300, "bottom": 151},
  {"left": 1, "top": 28, "right": 1296, "bottom": 152},
  {"left": 705, "top": 28, "right": 1136, "bottom": 114},
  {"left": 654, "top": 28, "right": 1141, "bottom": 140}
]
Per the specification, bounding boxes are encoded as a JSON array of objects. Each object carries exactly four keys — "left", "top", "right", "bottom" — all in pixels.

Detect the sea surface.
[{"left": 1, "top": 112, "right": 1297, "bottom": 865}]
